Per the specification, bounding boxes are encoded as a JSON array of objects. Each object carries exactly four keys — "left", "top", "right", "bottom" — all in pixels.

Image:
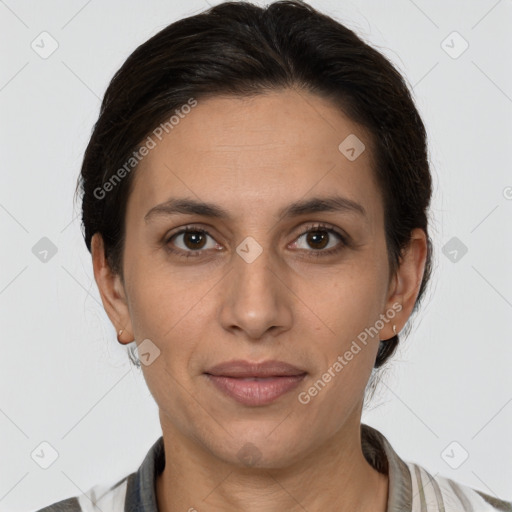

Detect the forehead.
[{"left": 128, "top": 89, "right": 382, "bottom": 227}]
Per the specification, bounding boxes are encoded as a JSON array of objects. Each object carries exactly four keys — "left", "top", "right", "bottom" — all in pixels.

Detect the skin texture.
[{"left": 92, "top": 88, "right": 427, "bottom": 512}]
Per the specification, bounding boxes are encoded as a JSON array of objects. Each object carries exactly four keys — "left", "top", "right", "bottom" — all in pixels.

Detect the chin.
[{"left": 205, "top": 429, "right": 311, "bottom": 470}]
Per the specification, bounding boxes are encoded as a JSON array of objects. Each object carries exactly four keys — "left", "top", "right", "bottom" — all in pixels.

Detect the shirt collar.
[{"left": 361, "top": 423, "right": 413, "bottom": 511}]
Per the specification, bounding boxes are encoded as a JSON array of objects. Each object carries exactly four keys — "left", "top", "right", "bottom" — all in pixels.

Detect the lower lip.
[{"left": 205, "top": 374, "right": 306, "bottom": 406}]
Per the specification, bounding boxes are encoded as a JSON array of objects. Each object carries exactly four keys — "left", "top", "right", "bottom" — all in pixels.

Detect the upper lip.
[{"left": 205, "top": 359, "right": 307, "bottom": 378}]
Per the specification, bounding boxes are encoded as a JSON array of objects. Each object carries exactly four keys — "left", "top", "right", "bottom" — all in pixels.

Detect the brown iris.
[
  {"left": 183, "top": 231, "right": 207, "bottom": 250},
  {"left": 306, "top": 230, "right": 329, "bottom": 250}
]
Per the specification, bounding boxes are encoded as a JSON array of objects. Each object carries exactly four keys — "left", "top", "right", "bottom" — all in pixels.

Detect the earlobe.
[{"left": 91, "top": 233, "right": 134, "bottom": 344}]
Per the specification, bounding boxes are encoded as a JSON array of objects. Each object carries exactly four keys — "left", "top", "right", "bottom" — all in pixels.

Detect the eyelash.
[{"left": 164, "top": 223, "right": 349, "bottom": 260}]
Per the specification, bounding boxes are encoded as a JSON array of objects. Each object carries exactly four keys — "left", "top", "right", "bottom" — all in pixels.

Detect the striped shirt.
[{"left": 36, "top": 423, "right": 512, "bottom": 511}]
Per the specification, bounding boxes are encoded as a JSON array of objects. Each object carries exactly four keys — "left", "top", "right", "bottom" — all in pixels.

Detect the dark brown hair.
[{"left": 75, "top": 0, "right": 433, "bottom": 369}]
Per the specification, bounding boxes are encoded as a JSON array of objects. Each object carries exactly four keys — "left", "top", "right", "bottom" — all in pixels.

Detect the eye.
[
  {"left": 290, "top": 223, "right": 347, "bottom": 257},
  {"left": 164, "top": 222, "right": 348, "bottom": 260},
  {"left": 165, "top": 226, "right": 220, "bottom": 258}
]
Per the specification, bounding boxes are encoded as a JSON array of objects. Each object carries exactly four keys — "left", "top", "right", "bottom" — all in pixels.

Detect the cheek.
[
  {"left": 301, "top": 262, "right": 386, "bottom": 389},
  {"left": 313, "top": 259, "right": 385, "bottom": 328},
  {"left": 295, "top": 277, "right": 382, "bottom": 421},
  {"left": 126, "top": 273, "right": 210, "bottom": 417},
  {"left": 125, "top": 257, "right": 219, "bottom": 378},
  {"left": 125, "top": 242, "right": 203, "bottom": 328}
]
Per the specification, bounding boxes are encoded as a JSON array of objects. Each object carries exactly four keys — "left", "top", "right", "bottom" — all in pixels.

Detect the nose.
[{"left": 218, "top": 241, "right": 293, "bottom": 341}]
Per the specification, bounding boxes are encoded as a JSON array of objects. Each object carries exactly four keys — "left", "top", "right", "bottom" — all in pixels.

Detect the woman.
[{"left": 37, "top": 1, "right": 511, "bottom": 511}]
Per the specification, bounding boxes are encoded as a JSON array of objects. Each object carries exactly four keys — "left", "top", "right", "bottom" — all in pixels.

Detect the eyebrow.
[{"left": 144, "top": 195, "right": 367, "bottom": 223}]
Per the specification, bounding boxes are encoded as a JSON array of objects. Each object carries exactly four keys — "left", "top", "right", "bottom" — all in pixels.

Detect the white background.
[{"left": 1, "top": 0, "right": 511, "bottom": 510}]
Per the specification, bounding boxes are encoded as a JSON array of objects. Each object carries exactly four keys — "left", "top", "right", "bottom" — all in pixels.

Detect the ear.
[
  {"left": 381, "top": 228, "right": 428, "bottom": 339},
  {"left": 91, "top": 233, "right": 134, "bottom": 344}
]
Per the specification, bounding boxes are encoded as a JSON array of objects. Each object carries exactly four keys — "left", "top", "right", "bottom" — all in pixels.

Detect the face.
[{"left": 93, "top": 89, "right": 425, "bottom": 468}]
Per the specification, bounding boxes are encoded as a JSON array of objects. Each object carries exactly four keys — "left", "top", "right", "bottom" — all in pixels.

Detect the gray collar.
[{"left": 361, "top": 423, "right": 413, "bottom": 511}]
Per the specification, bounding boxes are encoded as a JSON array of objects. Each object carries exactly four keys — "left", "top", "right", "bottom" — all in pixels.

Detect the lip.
[
  {"left": 205, "top": 359, "right": 307, "bottom": 378},
  {"left": 204, "top": 359, "right": 307, "bottom": 406},
  {"left": 205, "top": 374, "right": 307, "bottom": 406}
]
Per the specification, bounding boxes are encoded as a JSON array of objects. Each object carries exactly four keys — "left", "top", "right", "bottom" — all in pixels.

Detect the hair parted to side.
[{"left": 75, "top": 0, "right": 433, "bottom": 370}]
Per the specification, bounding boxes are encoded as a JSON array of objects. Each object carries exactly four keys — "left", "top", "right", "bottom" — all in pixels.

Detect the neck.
[{"left": 155, "top": 412, "right": 389, "bottom": 512}]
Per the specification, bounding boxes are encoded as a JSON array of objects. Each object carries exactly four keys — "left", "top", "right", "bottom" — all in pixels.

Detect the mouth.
[{"left": 204, "top": 359, "right": 307, "bottom": 406}]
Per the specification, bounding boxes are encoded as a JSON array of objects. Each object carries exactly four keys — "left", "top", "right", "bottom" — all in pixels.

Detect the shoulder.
[
  {"left": 406, "top": 461, "right": 512, "bottom": 512},
  {"left": 33, "top": 473, "right": 133, "bottom": 512},
  {"left": 34, "top": 435, "right": 164, "bottom": 512},
  {"left": 362, "top": 424, "right": 511, "bottom": 512}
]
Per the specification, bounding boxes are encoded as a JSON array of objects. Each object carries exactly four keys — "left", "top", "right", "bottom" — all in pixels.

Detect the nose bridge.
[
  {"left": 219, "top": 234, "right": 292, "bottom": 338},
  {"left": 234, "top": 235, "right": 278, "bottom": 302}
]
